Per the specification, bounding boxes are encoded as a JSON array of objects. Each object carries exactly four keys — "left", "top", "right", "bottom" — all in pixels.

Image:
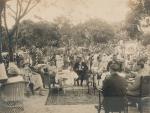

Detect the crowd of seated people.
[{"left": 99, "top": 55, "right": 150, "bottom": 113}]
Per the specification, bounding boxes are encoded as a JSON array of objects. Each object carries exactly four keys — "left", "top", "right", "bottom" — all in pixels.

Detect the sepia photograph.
[{"left": 0, "top": 0, "right": 150, "bottom": 113}]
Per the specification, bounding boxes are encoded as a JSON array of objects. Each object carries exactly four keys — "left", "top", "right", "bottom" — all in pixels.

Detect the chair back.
[
  {"left": 140, "top": 76, "right": 150, "bottom": 97},
  {"left": 1, "top": 82, "right": 25, "bottom": 102},
  {"left": 103, "top": 97, "right": 127, "bottom": 112},
  {"left": 102, "top": 75, "right": 128, "bottom": 112}
]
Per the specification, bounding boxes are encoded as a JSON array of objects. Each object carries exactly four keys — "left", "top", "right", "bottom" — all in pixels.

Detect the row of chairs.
[{"left": 96, "top": 76, "right": 150, "bottom": 113}]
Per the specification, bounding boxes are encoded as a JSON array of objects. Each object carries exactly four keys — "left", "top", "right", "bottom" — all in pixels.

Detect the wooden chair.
[
  {"left": 1, "top": 80, "right": 25, "bottom": 113},
  {"left": 138, "top": 76, "right": 150, "bottom": 113},
  {"left": 96, "top": 89, "right": 128, "bottom": 113}
]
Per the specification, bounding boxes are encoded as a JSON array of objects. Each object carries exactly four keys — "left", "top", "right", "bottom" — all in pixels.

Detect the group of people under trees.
[
  {"left": 101, "top": 56, "right": 150, "bottom": 112},
  {"left": 68, "top": 51, "right": 150, "bottom": 112},
  {"left": 1, "top": 45, "right": 149, "bottom": 113}
]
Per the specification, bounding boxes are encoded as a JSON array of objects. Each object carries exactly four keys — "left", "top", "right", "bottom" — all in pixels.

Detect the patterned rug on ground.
[{"left": 46, "top": 86, "right": 99, "bottom": 105}]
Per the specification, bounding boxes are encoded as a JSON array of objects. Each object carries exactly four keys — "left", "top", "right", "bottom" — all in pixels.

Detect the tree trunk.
[
  {"left": 0, "top": 2, "right": 4, "bottom": 63},
  {"left": 0, "top": 13, "right": 2, "bottom": 63},
  {"left": 8, "top": 17, "right": 28, "bottom": 62},
  {"left": 8, "top": 22, "right": 19, "bottom": 62}
]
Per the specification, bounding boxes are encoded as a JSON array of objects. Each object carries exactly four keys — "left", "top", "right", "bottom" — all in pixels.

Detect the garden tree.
[
  {"left": 53, "top": 16, "right": 73, "bottom": 47},
  {"left": 125, "top": 0, "right": 150, "bottom": 39},
  {"left": 4, "top": 0, "right": 40, "bottom": 61},
  {"left": 17, "top": 20, "right": 61, "bottom": 48},
  {"left": 1, "top": 27, "right": 8, "bottom": 51},
  {"left": 71, "top": 23, "right": 90, "bottom": 46},
  {"left": 85, "top": 19, "right": 115, "bottom": 44},
  {"left": 125, "top": 0, "right": 144, "bottom": 39},
  {"left": 30, "top": 21, "right": 60, "bottom": 47},
  {"left": 17, "top": 20, "right": 35, "bottom": 47},
  {"left": 0, "top": 0, "right": 5, "bottom": 63},
  {"left": 72, "top": 19, "right": 115, "bottom": 46},
  {"left": 113, "top": 22, "right": 131, "bottom": 41},
  {"left": 17, "top": 20, "right": 61, "bottom": 65},
  {"left": 18, "top": 18, "right": 115, "bottom": 49}
]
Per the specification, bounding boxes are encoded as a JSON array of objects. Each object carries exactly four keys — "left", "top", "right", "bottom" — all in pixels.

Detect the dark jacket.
[
  {"left": 102, "top": 73, "right": 127, "bottom": 111},
  {"left": 73, "top": 62, "right": 88, "bottom": 78},
  {"left": 43, "top": 71, "right": 56, "bottom": 85}
]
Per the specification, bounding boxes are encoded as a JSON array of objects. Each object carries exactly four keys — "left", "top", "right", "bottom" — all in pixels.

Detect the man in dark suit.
[
  {"left": 73, "top": 56, "right": 88, "bottom": 86},
  {"left": 102, "top": 63, "right": 127, "bottom": 113}
]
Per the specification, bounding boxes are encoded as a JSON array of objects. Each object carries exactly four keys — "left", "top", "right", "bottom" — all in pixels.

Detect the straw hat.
[{"left": 7, "top": 63, "right": 20, "bottom": 75}]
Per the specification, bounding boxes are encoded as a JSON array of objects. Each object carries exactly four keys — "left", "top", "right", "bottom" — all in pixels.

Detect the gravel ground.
[
  {"left": 23, "top": 90, "right": 98, "bottom": 113},
  {"left": 23, "top": 90, "right": 145, "bottom": 113}
]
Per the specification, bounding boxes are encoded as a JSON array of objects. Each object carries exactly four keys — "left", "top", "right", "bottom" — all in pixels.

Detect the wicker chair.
[{"left": 1, "top": 77, "right": 25, "bottom": 113}]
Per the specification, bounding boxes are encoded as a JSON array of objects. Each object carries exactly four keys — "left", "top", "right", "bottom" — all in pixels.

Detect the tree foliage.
[
  {"left": 72, "top": 19, "right": 115, "bottom": 46},
  {"left": 125, "top": 0, "right": 150, "bottom": 39},
  {"left": 4, "top": 0, "right": 40, "bottom": 61},
  {"left": 16, "top": 18, "right": 115, "bottom": 48},
  {"left": 17, "top": 20, "right": 61, "bottom": 48},
  {"left": 53, "top": 16, "right": 73, "bottom": 47}
]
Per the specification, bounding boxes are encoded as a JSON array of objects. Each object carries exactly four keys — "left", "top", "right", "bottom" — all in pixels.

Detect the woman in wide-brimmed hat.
[{"left": 7, "top": 63, "right": 21, "bottom": 77}]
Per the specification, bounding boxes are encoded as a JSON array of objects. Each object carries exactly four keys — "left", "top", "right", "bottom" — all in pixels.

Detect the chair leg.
[
  {"left": 98, "top": 107, "right": 101, "bottom": 113},
  {"left": 104, "top": 110, "right": 109, "bottom": 113},
  {"left": 125, "top": 107, "right": 128, "bottom": 113},
  {"left": 138, "top": 102, "right": 143, "bottom": 113},
  {"left": 98, "top": 90, "right": 101, "bottom": 113},
  {"left": 29, "top": 83, "right": 34, "bottom": 95}
]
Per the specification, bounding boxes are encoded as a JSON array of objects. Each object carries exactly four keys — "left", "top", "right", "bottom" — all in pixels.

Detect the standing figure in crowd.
[
  {"left": 69, "top": 54, "right": 74, "bottom": 69},
  {"left": 16, "top": 54, "right": 21, "bottom": 67},
  {"left": 51, "top": 53, "right": 56, "bottom": 66},
  {"left": 5, "top": 54, "right": 10, "bottom": 69},
  {"left": 73, "top": 56, "right": 89, "bottom": 86},
  {"left": 43, "top": 68, "right": 56, "bottom": 88}
]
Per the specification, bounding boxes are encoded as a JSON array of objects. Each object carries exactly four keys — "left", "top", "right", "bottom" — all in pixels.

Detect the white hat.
[{"left": 7, "top": 63, "right": 20, "bottom": 75}]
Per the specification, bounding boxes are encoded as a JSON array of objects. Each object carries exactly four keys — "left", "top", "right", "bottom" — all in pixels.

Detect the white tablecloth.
[{"left": 56, "top": 70, "right": 78, "bottom": 86}]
